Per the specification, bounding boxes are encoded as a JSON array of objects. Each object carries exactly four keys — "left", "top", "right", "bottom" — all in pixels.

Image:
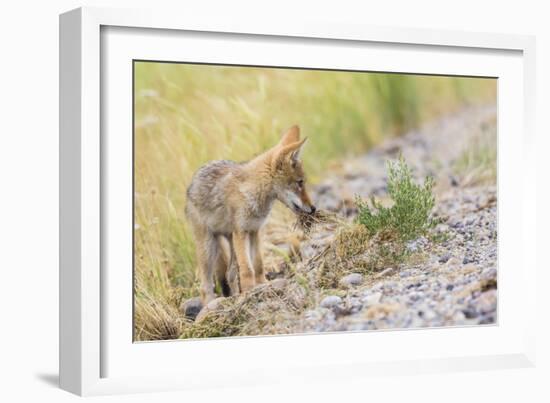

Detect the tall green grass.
[{"left": 133, "top": 62, "right": 496, "bottom": 339}]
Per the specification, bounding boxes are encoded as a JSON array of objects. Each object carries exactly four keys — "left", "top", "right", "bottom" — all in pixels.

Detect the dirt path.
[{"left": 184, "top": 105, "right": 497, "bottom": 336}]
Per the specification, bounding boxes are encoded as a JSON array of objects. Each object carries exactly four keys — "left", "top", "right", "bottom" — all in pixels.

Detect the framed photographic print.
[{"left": 60, "top": 6, "right": 537, "bottom": 396}]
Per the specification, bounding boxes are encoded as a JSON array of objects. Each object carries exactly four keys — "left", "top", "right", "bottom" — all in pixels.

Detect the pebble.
[
  {"left": 436, "top": 223, "right": 450, "bottom": 233},
  {"left": 409, "top": 291, "right": 424, "bottom": 302},
  {"left": 418, "top": 309, "right": 437, "bottom": 321},
  {"left": 195, "top": 297, "right": 225, "bottom": 323},
  {"left": 339, "top": 273, "right": 364, "bottom": 288},
  {"left": 320, "top": 295, "right": 343, "bottom": 309},
  {"left": 362, "top": 292, "right": 382, "bottom": 306},
  {"left": 180, "top": 297, "right": 203, "bottom": 320},
  {"left": 481, "top": 267, "right": 497, "bottom": 281},
  {"left": 477, "top": 290, "right": 497, "bottom": 314},
  {"left": 452, "top": 310, "right": 466, "bottom": 322},
  {"left": 465, "top": 215, "right": 477, "bottom": 225},
  {"left": 439, "top": 253, "right": 451, "bottom": 263},
  {"left": 479, "top": 315, "right": 496, "bottom": 325},
  {"left": 446, "top": 257, "right": 462, "bottom": 267},
  {"left": 462, "top": 307, "right": 478, "bottom": 319}
]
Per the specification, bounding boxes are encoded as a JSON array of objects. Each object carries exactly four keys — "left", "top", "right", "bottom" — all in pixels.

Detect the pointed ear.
[
  {"left": 278, "top": 125, "right": 300, "bottom": 146},
  {"left": 273, "top": 137, "right": 307, "bottom": 170},
  {"left": 289, "top": 137, "right": 307, "bottom": 164}
]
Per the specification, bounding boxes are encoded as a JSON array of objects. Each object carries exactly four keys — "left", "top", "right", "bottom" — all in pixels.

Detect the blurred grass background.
[{"left": 133, "top": 62, "right": 496, "bottom": 340}]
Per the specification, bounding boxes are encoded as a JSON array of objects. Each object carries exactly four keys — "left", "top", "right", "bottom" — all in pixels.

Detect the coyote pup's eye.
[{"left": 297, "top": 179, "right": 304, "bottom": 188}]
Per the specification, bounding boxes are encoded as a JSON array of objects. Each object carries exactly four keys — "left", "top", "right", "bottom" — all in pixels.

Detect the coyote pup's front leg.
[
  {"left": 250, "top": 230, "right": 266, "bottom": 284},
  {"left": 233, "top": 231, "right": 255, "bottom": 292}
]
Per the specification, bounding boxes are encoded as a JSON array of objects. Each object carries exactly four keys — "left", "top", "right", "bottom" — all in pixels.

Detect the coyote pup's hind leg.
[
  {"left": 195, "top": 229, "right": 221, "bottom": 304},
  {"left": 215, "top": 235, "right": 232, "bottom": 297}
]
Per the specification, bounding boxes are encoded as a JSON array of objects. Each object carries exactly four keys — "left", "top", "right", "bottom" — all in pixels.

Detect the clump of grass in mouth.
[{"left": 294, "top": 209, "right": 340, "bottom": 235}]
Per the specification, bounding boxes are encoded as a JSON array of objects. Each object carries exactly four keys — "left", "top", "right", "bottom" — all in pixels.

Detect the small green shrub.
[{"left": 356, "top": 156, "right": 437, "bottom": 242}]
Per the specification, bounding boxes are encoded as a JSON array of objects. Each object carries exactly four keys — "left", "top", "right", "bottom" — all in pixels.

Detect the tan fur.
[{"left": 185, "top": 126, "right": 315, "bottom": 303}]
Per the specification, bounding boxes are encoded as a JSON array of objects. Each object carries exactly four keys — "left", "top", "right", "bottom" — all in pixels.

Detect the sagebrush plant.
[
  {"left": 319, "top": 156, "right": 439, "bottom": 287},
  {"left": 356, "top": 156, "right": 437, "bottom": 242}
]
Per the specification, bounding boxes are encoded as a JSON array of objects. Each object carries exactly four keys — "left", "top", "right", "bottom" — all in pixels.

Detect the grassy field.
[{"left": 133, "top": 62, "right": 496, "bottom": 340}]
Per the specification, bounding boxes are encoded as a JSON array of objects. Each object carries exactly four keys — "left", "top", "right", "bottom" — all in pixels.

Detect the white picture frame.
[{"left": 59, "top": 6, "right": 537, "bottom": 396}]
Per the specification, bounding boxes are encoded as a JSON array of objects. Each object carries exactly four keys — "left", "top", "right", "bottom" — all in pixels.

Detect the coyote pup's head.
[{"left": 271, "top": 125, "right": 316, "bottom": 215}]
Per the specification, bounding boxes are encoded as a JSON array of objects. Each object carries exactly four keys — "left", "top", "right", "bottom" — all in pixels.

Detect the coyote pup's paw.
[
  {"left": 255, "top": 275, "right": 267, "bottom": 285},
  {"left": 240, "top": 275, "right": 255, "bottom": 292}
]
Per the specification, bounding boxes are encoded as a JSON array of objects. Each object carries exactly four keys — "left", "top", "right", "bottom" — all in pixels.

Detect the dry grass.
[
  {"left": 134, "top": 287, "right": 187, "bottom": 341},
  {"left": 180, "top": 280, "right": 308, "bottom": 339},
  {"left": 454, "top": 116, "right": 497, "bottom": 186},
  {"left": 312, "top": 224, "right": 410, "bottom": 289}
]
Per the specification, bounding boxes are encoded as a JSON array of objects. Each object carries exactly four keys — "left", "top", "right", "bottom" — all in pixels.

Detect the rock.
[
  {"left": 479, "top": 314, "right": 496, "bottom": 325},
  {"left": 445, "top": 257, "right": 462, "bottom": 268},
  {"left": 348, "top": 297, "right": 363, "bottom": 314},
  {"left": 463, "top": 256, "right": 476, "bottom": 264},
  {"left": 399, "top": 270, "right": 412, "bottom": 278},
  {"left": 481, "top": 267, "right": 497, "bottom": 281},
  {"left": 408, "top": 291, "right": 424, "bottom": 302},
  {"left": 418, "top": 309, "right": 437, "bottom": 321},
  {"left": 382, "top": 281, "right": 398, "bottom": 291},
  {"left": 195, "top": 297, "right": 225, "bottom": 323},
  {"left": 180, "top": 297, "right": 203, "bottom": 320},
  {"left": 439, "top": 253, "right": 451, "bottom": 263},
  {"left": 339, "top": 273, "right": 364, "bottom": 288},
  {"left": 462, "top": 307, "right": 478, "bottom": 319},
  {"left": 452, "top": 310, "right": 466, "bottom": 322},
  {"left": 449, "top": 219, "right": 463, "bottom": 229},
  {"left": 465, "top": 215, "right": 477, "bottom": 225},
  {"left": 460, "top": 264, "right": 478, "bottom": 274},
  {"left": 476, "top": 290, "right": 497, "bottom": 314},
  {"left": 320, "top": 295, "right": 342, "bottom": 309},
  {"left": 362, "top": 292, "right": 382, "bottom": 306},
  {"left": 303, "top": 308, "right": 337, "bottom": 331},
  {"left": 265, "top": 270, "right": 284, "bottom": 280},
  {"left": 436, "top": 223, "right": 450, "bottom": 233}
]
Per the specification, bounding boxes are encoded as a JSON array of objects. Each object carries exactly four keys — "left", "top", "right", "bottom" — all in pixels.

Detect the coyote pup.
[{"left": 186, "top": 125, "right": 316, "bottom": 304}]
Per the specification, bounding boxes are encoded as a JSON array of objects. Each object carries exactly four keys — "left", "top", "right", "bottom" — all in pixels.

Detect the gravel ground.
[{"left": 282, "top": 105, "right": 498, "bottom": 332}]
